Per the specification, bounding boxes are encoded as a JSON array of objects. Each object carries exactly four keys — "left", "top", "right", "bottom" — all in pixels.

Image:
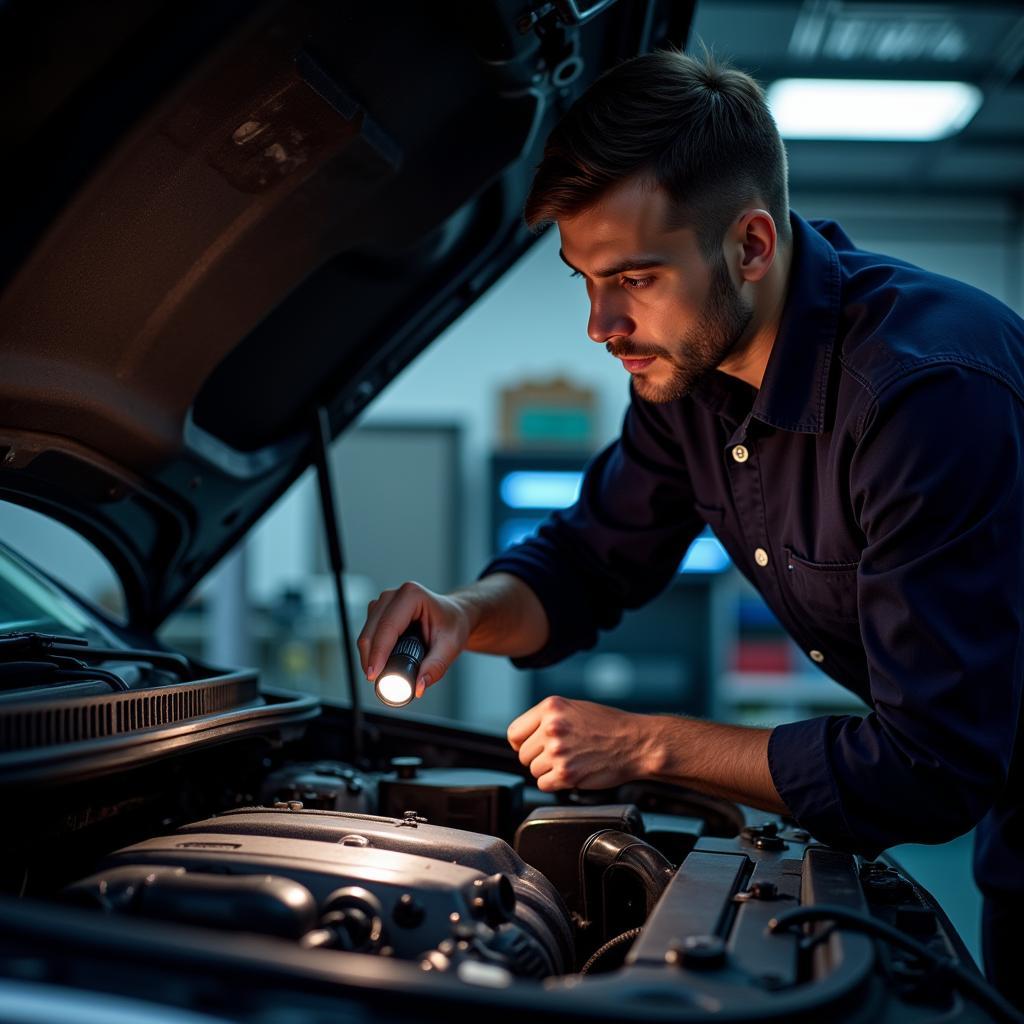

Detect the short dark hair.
[{"left": 524, "top": 49, "right": 791, "bottom": 258}]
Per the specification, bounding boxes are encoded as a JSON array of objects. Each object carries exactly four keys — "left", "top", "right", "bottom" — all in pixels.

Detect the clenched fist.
[{"left": 506, "top": 695, "right": 662, "bottom": 792}]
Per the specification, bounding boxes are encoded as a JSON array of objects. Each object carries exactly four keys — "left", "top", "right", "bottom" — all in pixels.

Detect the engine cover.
[{"left": 73, "top": 806, "right": 573, "bottom": 977}]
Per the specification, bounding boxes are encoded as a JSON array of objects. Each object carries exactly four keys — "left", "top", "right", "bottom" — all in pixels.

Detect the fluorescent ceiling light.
[{"left": 767, "top": 78, "right": 982, "bottom": 141}]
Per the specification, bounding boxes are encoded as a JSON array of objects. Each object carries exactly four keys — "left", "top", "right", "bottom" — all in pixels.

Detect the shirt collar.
[{"left": 691, "top": 212, "right": 841, "bottom": 437}]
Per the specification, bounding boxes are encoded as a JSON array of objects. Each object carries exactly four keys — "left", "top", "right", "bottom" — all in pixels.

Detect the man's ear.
[{"left": 730, "top": 209, "right": 777, "bottom": 284}]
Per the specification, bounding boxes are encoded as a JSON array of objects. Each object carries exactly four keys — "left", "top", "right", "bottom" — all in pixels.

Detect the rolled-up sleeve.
[
  {"left": 769, "top": 365, "right": 1024, "bottom": 856},
  {"left": 480, "top": 387, "right": 704, "bottom": 668}
]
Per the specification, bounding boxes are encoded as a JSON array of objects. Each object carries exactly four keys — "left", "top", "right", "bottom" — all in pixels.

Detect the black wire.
[
  {"left": 768, "top": 904, "right": 1024, "bottom": 1024},
  {"left": 580, "top": 927, "right": 643, "bottom": 975},
  {"left": 0, "top": 631, "right": 87, "bottom": 651},
  {"left": 797, "top": 920, "right": 837, "bottom": 953},
  {"left": 0, "top": 632, "right": 189, "bottom": 683},
  {"left": 52, "top": 667, "right": 130, "bottom": 692},
  {"left": 0, "top": 633, "right": 191, "bottom": 675},
  {"left": 47, "top": 645, "right": 191, "bottom": 676},
  {"left": 0, "top": 661, "right": 128, "bottom": 692}
]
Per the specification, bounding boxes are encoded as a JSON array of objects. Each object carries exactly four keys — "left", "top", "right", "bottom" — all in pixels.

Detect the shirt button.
[
  {"left": 731, "top": 444, "right": 749, "bottom": 463},
  {"left": 754, "top": 547, "right": 769, "bottom": 567},
  {"left": 809, "top": 650, "right": 825, "bottom": 664}
]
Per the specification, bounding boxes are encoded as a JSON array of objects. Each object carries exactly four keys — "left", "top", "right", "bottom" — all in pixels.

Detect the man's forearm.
[
  {"left": 644, "top": 714, "right": 791, "bottom": 816},
  {"left": 450, "top": 572, "right": 550, "bottom": 659}
]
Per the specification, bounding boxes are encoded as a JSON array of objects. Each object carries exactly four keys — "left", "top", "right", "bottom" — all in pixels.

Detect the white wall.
[{"left": 792, "top": 193, "right": 1023, "bottom": 311}]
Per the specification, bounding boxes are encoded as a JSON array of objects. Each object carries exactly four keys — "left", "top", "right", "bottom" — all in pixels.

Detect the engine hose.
[
  {"left": 580, "top": 926, "right": 643, "bottom": 975},
  {"left": 582, "top": 829, "right": 675, "bottom": 918}
]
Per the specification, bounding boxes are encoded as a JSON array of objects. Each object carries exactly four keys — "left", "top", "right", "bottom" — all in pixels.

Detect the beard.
[{"left": 606, "top": 255, "right": 754, "bottom": 404}]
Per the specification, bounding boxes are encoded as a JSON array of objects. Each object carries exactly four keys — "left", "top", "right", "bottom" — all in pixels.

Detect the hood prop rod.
[{"left": 312, "top": 406, "right": 363, "bottom": 764}]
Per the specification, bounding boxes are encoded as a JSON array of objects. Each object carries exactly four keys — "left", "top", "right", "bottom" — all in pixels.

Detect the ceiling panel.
[{"left": 691, "top": 0, "right": 1024, "bottom": 199}]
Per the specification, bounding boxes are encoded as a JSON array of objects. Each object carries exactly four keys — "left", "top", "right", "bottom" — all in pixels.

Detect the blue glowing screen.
[{"left": 497, "top": 470, "right": 730, "bottom": 574}]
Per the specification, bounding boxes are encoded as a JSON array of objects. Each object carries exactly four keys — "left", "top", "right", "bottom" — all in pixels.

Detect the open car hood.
[{"left": 0, "top": 0, "right": 692, "bottom": 629}]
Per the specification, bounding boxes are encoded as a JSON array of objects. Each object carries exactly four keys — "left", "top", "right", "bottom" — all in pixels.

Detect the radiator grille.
[{"left": 0, "top": 675, "right": 259, "bottom": 751}]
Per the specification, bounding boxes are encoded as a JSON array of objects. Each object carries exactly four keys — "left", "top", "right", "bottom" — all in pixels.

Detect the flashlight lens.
[{"left": 376, "top": 672, "right": 414, "bottom": 707}]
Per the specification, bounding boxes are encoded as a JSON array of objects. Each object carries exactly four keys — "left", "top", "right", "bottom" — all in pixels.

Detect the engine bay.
[{"left": 0, "top": 729, "right": 986, "bottom": 1023}]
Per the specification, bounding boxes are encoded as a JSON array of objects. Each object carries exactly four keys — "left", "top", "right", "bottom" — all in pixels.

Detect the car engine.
[
  {"left": 21, "top": 749, "right": 984, "bottom": 1024},
  {"left": 60, "top": 760, "right": 663, "bottom": 982},
  {"left": 0, "top": 665, "right": 999, "bottom": 1021}
]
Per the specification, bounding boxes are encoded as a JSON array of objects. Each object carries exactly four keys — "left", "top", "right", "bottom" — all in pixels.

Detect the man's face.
[{"left": 557, "top": 178, "right": 754, "bottom": 403}]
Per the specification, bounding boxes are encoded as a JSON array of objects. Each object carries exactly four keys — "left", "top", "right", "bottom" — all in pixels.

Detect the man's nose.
[{"left": 587, "top": 295, "right": 634, "bottom": 344}]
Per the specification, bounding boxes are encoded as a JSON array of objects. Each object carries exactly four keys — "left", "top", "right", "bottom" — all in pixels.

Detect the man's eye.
[
  {"left": 569, "top": 270, "right": 583, "bottom": 279},
  {"left": 622, "top": 276, "right": 653, "bottom": 290}
]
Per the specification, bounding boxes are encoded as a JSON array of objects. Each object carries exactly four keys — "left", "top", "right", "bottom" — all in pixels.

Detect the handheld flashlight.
[{"left": 373, "top": 621, "right": 426, "bottom": 708}]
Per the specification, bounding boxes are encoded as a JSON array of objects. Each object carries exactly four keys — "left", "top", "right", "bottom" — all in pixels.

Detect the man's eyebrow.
[{"left": 558, "top": 249, "right": 664, "bottom": 278}]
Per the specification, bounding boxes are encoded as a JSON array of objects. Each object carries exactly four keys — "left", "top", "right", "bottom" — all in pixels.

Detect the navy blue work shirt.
[{"left": 483, "top": 213, "right": 1024, "bottom": 900}]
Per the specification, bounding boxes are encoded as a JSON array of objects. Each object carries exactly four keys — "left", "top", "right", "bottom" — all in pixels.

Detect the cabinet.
[{"left": 720, "top": 577, "right": 868, "bottom": 725}]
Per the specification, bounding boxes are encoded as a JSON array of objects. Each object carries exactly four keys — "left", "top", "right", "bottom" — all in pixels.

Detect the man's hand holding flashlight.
[
  {"left": 359, "top": 573, "right": 550, "bottom": 705},
  {"left": 358, "top": 581, "right": 473, "bottom": 700}
]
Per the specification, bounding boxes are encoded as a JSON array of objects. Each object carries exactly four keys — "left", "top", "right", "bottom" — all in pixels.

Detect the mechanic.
[{"left": 358, "top": 50, "right": 1024, "bottom": 1007}]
